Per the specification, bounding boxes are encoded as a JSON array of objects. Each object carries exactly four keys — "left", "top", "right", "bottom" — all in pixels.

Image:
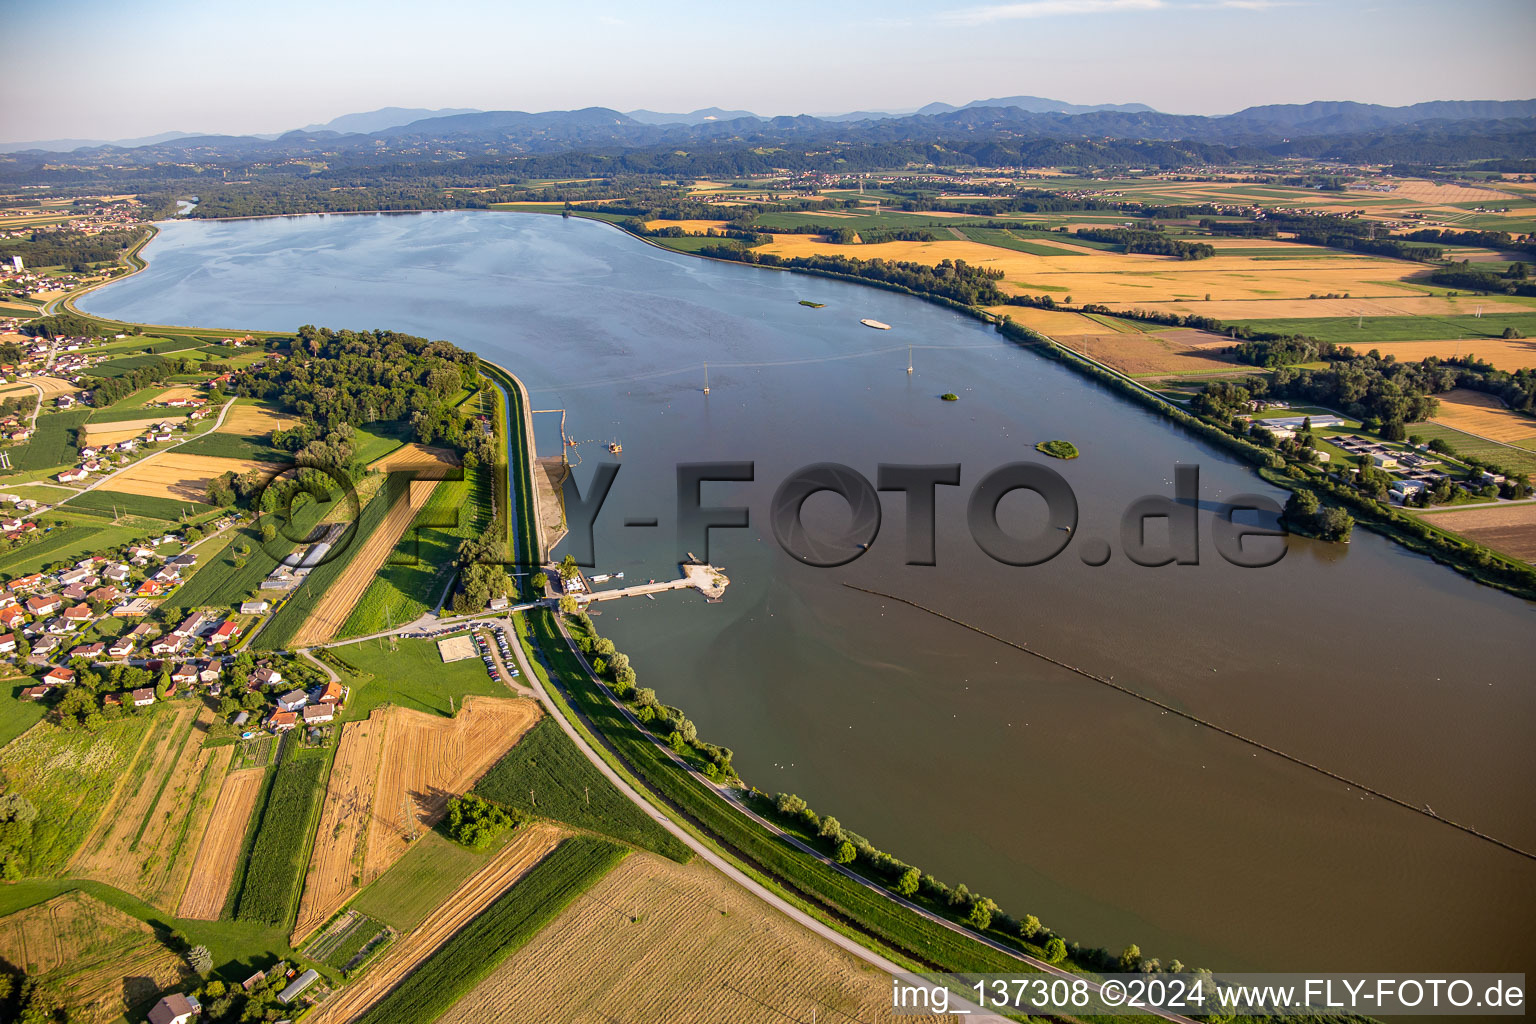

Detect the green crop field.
[
  {"left": 232, "top": 753, "right": 328, "bottom": 926},
  {"left": 322, "top": 636, "right": 508, "bottom": 721},
  {"left": 174, "top": 430, "right": 292, "bottom": 462},
  {"left": 355, "top": 837, "right": 626, "bottom": 1024},
  {"left": 475, "top": 717, "right": 688, "bottom": 861},
  {"left": 1225, "top": 311, "right": 1536, "bottom": 346},
  {"left": 0, "top": 692, "right": 47, "bottom": 748},
  {"left": 8, "top": 409, "right": 89, "bottom": 472},
  {"left": 63, "top": 489, "right": 217, "bottom": 521},
  {"left": 340, "top": 467, "right": 491, "bottom": 637},
  {"left": 0, "top": 710, "right": 160, "bottom": 874},
  {"left": 959, "top": 226, "right": 1081, "bottom": 256},
  {"left": 350, "top": 831, "right": 505, "bottom": 931},
  {"left": 0, "top": 517, "right": 153, "bottom": 577},
  {"left": 159, "top": 496, "right": 331, "bottom": 612},
  {"left": 1410, "top": 422, "right": 1536, "bottom": 474}
]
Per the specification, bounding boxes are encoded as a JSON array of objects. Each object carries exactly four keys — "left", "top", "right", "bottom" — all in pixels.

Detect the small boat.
[
  {"left": 861, "top": 319, "right": 892, "bottom": 330},
  {"left": 608, "top": 442, "right": 622, "bottom": 453},
  {"left": 614, "top": 572, "right": 624, "bottom": 579},
  {"left": 591, "top": 574, "right": 612, "bottom": 583}
]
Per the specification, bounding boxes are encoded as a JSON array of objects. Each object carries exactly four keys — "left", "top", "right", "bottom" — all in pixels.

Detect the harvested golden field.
[
  {"left": 1430, "top": 389, "right": 1536, "bottom": 442},
  {"left": 103, "top": 452, "right": 283, "bottom": 502},
  {"left": 177, "top": 766, "right": 267, "bottom": 920},
  {"left": 71, "top": 706, "right": 234, "bottom": 911},
  {"left": 289, "top": 481, "right": 436, "bottom": 647},
  {"left": 0, "top": 374, "right": 79, "bottom": 398},
  {"left": 439, "top": 852, "right": 948, "bottom": 1024},
  {"left": 292, "top": 716, "right": 388, "bottom": 942},
  {"left": 368, "top": 441, "right": 462, "bottom": 478},
  {"left": 362, "top": 697, "right": 541, "bottom": 886},
  {"left": 217, "top": 400, "right": 291, "bottom": 435},
  {"left": 643, "top": 218, "right": 731, "bottom": 232},
  {"left": 1106, "top": 293, "right": 1532, "bottom": 321},
  {"left": 757, "top": 233, "right": 1444, "bottom": 308},
  {"left": 1059, "top": 330, "right": 1241, "bottom": 376},
  {"left": 1420, "top": 504, "right": 1536, "bottom": 561},
  {"left": 985, "top": 306, "right": 1110, "bottom": 335},
  {"left": 0, "top": 892, "right": 189, "bottom": 1024},
  {"left": 152, "top": 385, "right": 202, "bottom": 404},
  {"left": 1366, "top": 337, "right": 1536, "bottom": 372},
  {"left": 305, "top": 823, "right": 566, "bottom": 1024},
  {"left": 80, "top": 414, "right": 185, "bottom": 444},
  {"left": 1365, "top": 178, "right": 1518, "bottom": 205}
]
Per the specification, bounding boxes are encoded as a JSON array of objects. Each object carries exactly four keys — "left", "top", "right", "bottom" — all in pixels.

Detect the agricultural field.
[
  {"left": 1418, "top": 503, "right": 1536, "bottom": 561},
  {"left": 359, "top": 697, "right": 540, "bottom": 889},
  {"left": 69, "top": 705, "right": 236, "bottom": 911},
  {"left": 1409, "top": 421, "right": 1536, "bottom": 475},
  {"left": 293, "top": 715, "right": 387, "bottom": 942},
  {"left": 217, "top": 398, "right": 293, "bottom": 437},
  {"left": 302, "top": 826, "right": 584, "bottom": 1024},
  {"left": 323, "top": 635, "right": 511, "bottom": 720},
  {"left": 0, "top": 710, "right": 159, "bottom": 875},
  {"left": 63, "top": 487, "right": 218, "bottom": 521},
  {"left": 283, "top": 478, "right": 437, "bottom": 648},
  {"left": 350, "top": 830, "right": 508, "bottom": 932},
  {"left": 367, "top": 441, "right": 463, "bottom": 476},
  {"left": 441, "top": 851, "right": 949, "bottom": 1024},
  {"left": 1222, "top": 311, "right": 1536, "bottom": 347},
  {"left": 476, "top": 716, "right": 690, "bottom": 860},
  {"left": 6, "top": 408, "right": 89, "bottom": 472},
  {"left": 178, "top": 766, "right": 268, "bottom": 920},
  {"left": 342, "top": 464, "right": 492, "bottom": 636},
  {"left": 1055, "top": 328, "right": 1242, "bottom": 377},
  {"left": 0, "top": 892, "right": 191, "bottom": 1024},
  {"left": 231, "top": 751, "right": 329, "bottom": 927},
  {"left": 78, "top": 414, "right": 186, "bottom": 445},
  {"left": 1428, "top": 389, "right": 1536, "bottom": 444},
  {"left": 304, "top": 908, "right": 393, "bottom": 976},
  {"left": 156, "top": 491, "right": 332, "bottom": 612},
  {"left": 175, "top": 429, "right": 293, "bottom": 462},
  {"left": 102, "top": 451, "right": 283, "bottom": 502},
  {"left": 0, "top": 693, "right": 46, "bottom": 747}
]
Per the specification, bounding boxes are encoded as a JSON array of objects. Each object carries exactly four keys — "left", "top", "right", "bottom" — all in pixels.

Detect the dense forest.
[
  {"left": 0, "top": 227, "right": 147, "bottom": 272},
  {"left": 1074, "top": 227, "right": 1215, "bottom": 259}
]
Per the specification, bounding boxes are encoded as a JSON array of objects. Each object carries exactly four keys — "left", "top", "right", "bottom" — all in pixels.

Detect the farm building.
[
  {"left": 240, "top": 600, "right": 270, "bottom": 614},
  {"left": 278, "top": 969, "right": 320, "bottom": 1004}
]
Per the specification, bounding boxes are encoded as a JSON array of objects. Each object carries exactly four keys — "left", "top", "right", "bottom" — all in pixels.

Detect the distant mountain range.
[{"left": 3, "top": 97, "right": 1533, "bottom": 166}]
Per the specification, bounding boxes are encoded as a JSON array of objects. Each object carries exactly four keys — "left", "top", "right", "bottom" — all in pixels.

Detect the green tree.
[
  {"left": 1018, "top": 913, "right": 1042, "bottom": 939},
  {"left": 187, "top": 944, "right": 213, "bottom": 973},
  {"left": 894, "top": 867, "right": 920, "bottom": 896},
  {"left": 1043, "top": 937, "right": 1068, "bottom": 963},
  {"left": 1119, "top": 944, "right": 1143, "bottom": 972},
  {"left": 967, "top": 896, "right": 996, "bottom": 931},
  {"left": 834, "top": 840, "right": 857, "bottom": 864},
  {"left": 818, "top": 816, "right": 843, "bottom": 841}
]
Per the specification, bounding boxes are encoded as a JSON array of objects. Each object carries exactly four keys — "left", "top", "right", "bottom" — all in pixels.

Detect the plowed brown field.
[
  {"left": 304, "top": 823, "right": 565, "bottom": 1024},
  {"left": 1421, "top": 503, "right": 1536, "bottom": 561},
  {"left": 292, "top": 717, "right": 387, "bottom": 942},
  {"left": 439, "top": 852, "right": 949, "bottom": 1024},
  {"left": 361, "top": 697, "right": 540, "bottom": 887},
  {"left": 177, "top": 766, "right": 267, "bottom": 919}
]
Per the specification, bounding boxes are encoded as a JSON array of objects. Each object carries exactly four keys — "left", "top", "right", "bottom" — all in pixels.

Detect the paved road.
[{"left": 499, "top": 612, "right": 1007, "bottom": 1022}]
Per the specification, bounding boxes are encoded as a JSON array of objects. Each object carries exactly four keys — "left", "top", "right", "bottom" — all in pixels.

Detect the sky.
[{"left": 3, "top": 0, "right": 1534, "bottom": 144}]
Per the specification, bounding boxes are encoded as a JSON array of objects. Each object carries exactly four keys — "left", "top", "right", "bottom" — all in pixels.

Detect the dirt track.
[{"left": 304, "top": 824, "right": 564, "bottom": 1024}]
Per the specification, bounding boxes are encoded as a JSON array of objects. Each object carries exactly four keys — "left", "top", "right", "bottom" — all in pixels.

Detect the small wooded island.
[
  {"left": 940, "top": 393, "right": 959, "bottom": 401},
  {"left": 1036, "top": 440, "right": 1079, "bottom": 459}
]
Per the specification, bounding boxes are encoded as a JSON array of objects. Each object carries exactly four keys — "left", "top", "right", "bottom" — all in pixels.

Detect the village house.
[
  {"left": 0, "top": 605, "right": 22, "bottom": 629},
  {"left": 172, "top": 611, "right": 206, "bottom": 639},
  {"left": 131, "top": 687, "right": 155, "bottom": 707},
  {"left": 56, "top": 467, "right": 88, "bottom": 483},
  {"left": 136, "top": 580, "right": 166, "bottom": 598},
  {"left": 208, "top": 619, "right": 241, "bottom": 645},
  {"left": 267, "top": 709, "right": 297, "bottom": 732},
  {"left": 0, "top": 634, "right": 14, "bottom": 654},
  {"left": 24, "top": 594, "right": 61, "bottom": 617},
  {"left": 42, "top": 666, "right": 73, "bottom": 687},
  {"left": 198, "top": 661, "right": 221, "bottom": 685},
  {"left": 316, "top": 680, "right": 342, "bottom": 705},
  {"left": 63, "top": 603, "right": 93, "bottom": 627},
  {"left": 7, "top": 573, "right": 43, "bottom": 592},
  {"left": 150, "top": 636, "right": 182, "bottom": 656},
  {"left": 104, "top": 562, "right": 130, "bottom": 583},
  {"left": 87, "top": 585, "right": 120, "bottom": 604},
  {"left": 252, "top": 665, "right": 283, "bottom": 688},
  {"left": 302, "top": 703, "right": 334, "bottom": 725},
  {"left": 171, "top": 663, "right": 198, "bottom": 687},
  {"left": 112, "top": 597, "right": 152, "bottom": 617},
  {"left": 61, "top": 582, "right": 90, "bottom": 602},
  {"left": 277, "top": 689, "right": 308, "bottom": 712},
  {"left": 147, "top": 991, "right": 202, "bottom": 1024},
  {"left": 68, "top": 642, "right": 104, "bottom": 660},
  {"left": 107, "top": 636, "right": 135, "bottom": 658}
]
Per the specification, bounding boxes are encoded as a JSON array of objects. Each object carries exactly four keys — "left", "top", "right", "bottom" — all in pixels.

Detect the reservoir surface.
[{"left": 81, "top": 210, "right": 1536, "bottom": 972}]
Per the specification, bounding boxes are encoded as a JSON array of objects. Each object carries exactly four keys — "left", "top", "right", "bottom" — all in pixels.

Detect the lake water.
[{"left": 82, "top": 211, "right": 1536, "bottom": 973}]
